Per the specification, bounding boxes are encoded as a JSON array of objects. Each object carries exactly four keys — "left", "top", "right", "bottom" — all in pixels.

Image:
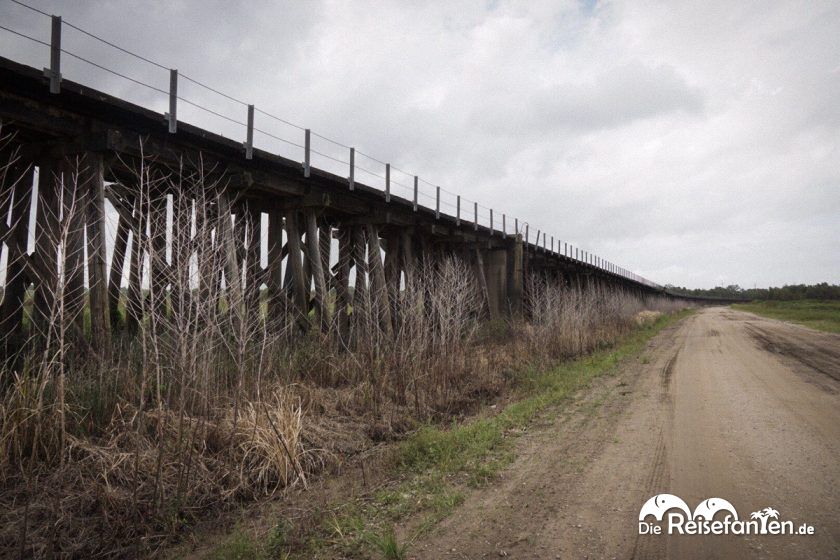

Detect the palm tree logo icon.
[{"left": 750, "top": 507, "right": 780, "bottom": 533}]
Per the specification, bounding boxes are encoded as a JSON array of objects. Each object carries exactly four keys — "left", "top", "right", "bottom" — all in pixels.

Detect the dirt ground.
[{"left": 409, "top": 307, "right": 840, "bottom": 559}]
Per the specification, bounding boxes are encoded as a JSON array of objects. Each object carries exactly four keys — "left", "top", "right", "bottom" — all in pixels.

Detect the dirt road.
[{"left": 411, "top": 307, "right": 840, "bottom": 559}]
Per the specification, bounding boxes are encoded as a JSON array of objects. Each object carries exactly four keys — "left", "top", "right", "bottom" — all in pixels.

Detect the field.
[{"left": 731, "top": 300, "right": 840, "bottom": 333}]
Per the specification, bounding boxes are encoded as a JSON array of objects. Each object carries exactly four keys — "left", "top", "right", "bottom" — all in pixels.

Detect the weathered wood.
[
  {"left": 306, "top": 211, "right": 329, "bottom": 331},
  {"left": 218, "top": 193, "right": 243, "bottom": 320},
  {"left": 334, "top": 226, "right": 351, "bottom": 340},
  {"left": 147, "top": 186, "right": 169, "bottom": 321},
  {"left": 400, "top": 229, "right": 415, "bottom": 287},
  {"left": 319, "top": 219, "right": 332, "bottom": 296},
  {"left": 267, "top": 210, "right": 285, "bottom": 320},
  {"left": 244, "top": 204, "right": 261, "bottom": 319},
  {"left": 473, "top": 245, "right": 491, "bottom": 319},
  {"left": 383, "top": 233, "right": 401, "bottom": 330},
  {"left": 125, "top": 197, "right": 144, "bottom": 334},
  {"left": 507, "top": 234, "right": 523, "bottom": 316},
  {"left": 194, "top": 192, "right": 216, "bottom": 321},
  {"left": 0, "top": 162, "right": 33, "bottom": 347},
  {"left": 284, "top": 210, "right": 309, "bottom": 327},
  {"left": 366, "top": 224, "right": 393, "bottom": 337},
  {"left": 169, "top": 190, "right": 191, "bottom": 321},
  {"left": 62, "top": 158, "right": 87, "bottom": 339},
  {"left": 84, "top": 152, "right": 111, "bottom": 352},
  {"left": 350, "top": 226, "right": 369, "bottom": 336},
  {"left": 107, "top": 196, "right": 131, "bottom": 330}
]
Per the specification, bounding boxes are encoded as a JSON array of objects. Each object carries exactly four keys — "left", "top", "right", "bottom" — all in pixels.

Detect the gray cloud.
[{"left": 0, "top": 0, "right": 837, "bottom": 288}]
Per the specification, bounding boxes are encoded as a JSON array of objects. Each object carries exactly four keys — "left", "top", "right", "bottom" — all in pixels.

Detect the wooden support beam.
[
  {"left": 334, "top": 226, "right": 352, "bottom": 341},
  {"left": 84, "top": 152, "right": 112, "bottom": 353},
  {"left": 267, "top": 210, "right": 286, "bottom": 321},
  {"left": 507, "top": 234, "right": 524, "bottom": 316},
  {"left": 148, "top": 186, "right": 169, "bottom": 321},
  {"left": 474, "top": 245, "right": 491, "bottom": 319},
  {"left": 218, "top": 192, "right": 243, "bottom": 323},
  {"left": 125, "top": 193, "right": 144, "bottom": 334},
  {"left": 350, "top": 226, "right": 369, "bottom": 333},
  {"left": 366, "top": 223, "right": 393, "bottom": 337},
  {"left": 59, "top": 158, "right": 87, "bottom": 340},
  {"left": 319, "top": 218, "right": 332, "bottom": 298},
  {"left": 400, "top": 229, "right": 415, "bottom": 287},
  {"left": 383, "top": 233, "right": 401, "bottom": 331},
  {"left": 0, "top": 162, "right": 33, "bottom": 348},
  {"left": 107, "top": 196, "right": 131, "bottom": 330},
  {"left": 170, "top": 189, "right": 191, "bottom": 321},
  {"left": 306, "top": 211, "right": 329, "bottom": 331},
  {"left": 284, "top": 210, "right": 309, "bottom": 328},
  {"left": 244, "top": 204, "right": 261, "bottom": 319}
]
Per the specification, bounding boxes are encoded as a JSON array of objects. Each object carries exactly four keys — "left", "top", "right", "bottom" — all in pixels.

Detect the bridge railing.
[{"left": 0, "top": 0, "right": 663, "bottom": 289}]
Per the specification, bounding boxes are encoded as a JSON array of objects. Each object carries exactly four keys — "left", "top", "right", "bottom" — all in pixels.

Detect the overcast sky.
[{"left": 1, "top": 0, "right": 838, "bottom": 288}]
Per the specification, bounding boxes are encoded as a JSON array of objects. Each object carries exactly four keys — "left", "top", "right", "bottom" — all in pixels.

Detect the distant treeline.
[{"left": 665, "top": 282, "right": 840, "bottom": 301}]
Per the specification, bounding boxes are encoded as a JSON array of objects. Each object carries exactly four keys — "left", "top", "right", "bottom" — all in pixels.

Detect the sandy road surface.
[{"left": 411, "top": 308, "right": 840, "bottom": 559}]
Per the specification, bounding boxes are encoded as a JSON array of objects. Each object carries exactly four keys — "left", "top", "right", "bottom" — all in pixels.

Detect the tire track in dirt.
[
  {"left": 410, "top": 308, "right": 840, "bottom": 559},
  {"left": 411, "top": 315, "right": 691, "bottom": 559}
]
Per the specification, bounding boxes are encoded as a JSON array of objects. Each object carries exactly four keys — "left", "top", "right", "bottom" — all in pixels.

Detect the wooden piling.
[
  {"left": 0, "top": 163, "right": 33, "bottom": 346},
  {"left": 107, "top": 196, "right": 131, "bottom": 330},
  {"left": 334, "top": 226, "right": 352, "bottom": 340},
  {"left": 366, "top": 224, "right": 393, "bottom": 336},
  {"left": 267, "top": 210, "right": 286, "bottom": 321},
  {"left": 83, "top": 153, "right": 111, "bottom": 352},
  {"left": 284, "top": 210, "right": 309, "bottom": 327},
  {"left": 63, "top": 158, "right": 87, "bottom": 339},
  {"left": 306, "top": 211, "right": 329, "bottom": 331}
]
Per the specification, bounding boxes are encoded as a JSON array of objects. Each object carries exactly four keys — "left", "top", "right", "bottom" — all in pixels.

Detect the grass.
[
  {"left": 207, "top": 308, "right": 693, "bottom": 559},
  {"left": 732, "top": 300, "right": 840, "bottom": 333}
]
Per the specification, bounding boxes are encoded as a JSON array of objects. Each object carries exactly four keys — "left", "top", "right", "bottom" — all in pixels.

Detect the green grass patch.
[
  {"left": 209, "top": 309, "right": 693, "bottom": 559},
  {"left": 732, "top": 300, "right": 840, "bottom": 333}
]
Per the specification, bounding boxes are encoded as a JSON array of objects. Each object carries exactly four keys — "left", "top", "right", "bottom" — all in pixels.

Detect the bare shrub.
[
  {"left": 0, "top": 135, "right": 690, "bottom": 557},
  {"left": 523, "top": 275, "right": 691, "bottom": 362}
]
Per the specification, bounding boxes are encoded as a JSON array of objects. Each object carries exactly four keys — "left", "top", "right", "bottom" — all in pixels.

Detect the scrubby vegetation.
[
  {"left": 206, "top": 307, "right": 694, "bottom": 559},
  {"left": 667, "top": 282, "right": 840, "bottom": 301},
  {"left": 0, "top": 261, "right": 689, "bottom": 558},
  {"left": 0, "top": 136, "right": 693, "bottom": 558}
]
